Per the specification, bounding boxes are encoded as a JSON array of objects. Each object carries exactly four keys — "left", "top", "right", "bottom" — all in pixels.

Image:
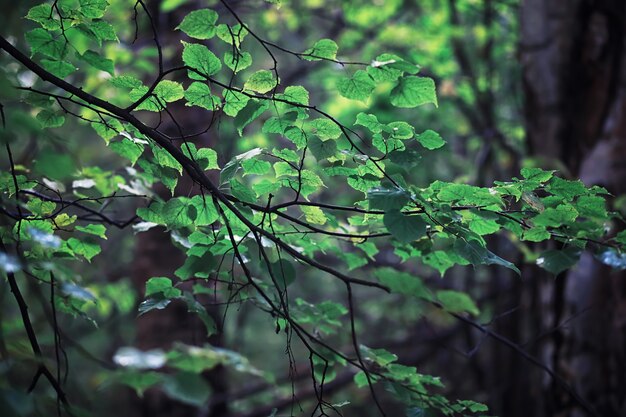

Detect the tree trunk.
[{"left": 520, "top": 1, "right": 626, "bottom": 416}]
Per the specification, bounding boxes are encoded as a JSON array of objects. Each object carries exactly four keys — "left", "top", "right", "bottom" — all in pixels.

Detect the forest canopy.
[{"left": 1, "top": 1, "right": 626, "bottom": 417}]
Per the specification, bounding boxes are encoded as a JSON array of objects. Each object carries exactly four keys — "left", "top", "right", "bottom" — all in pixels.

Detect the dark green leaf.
[
  {"left": 368, "top": 187, "right": 410, "bottom": 211},
  {"left": 536, "top": 247, "right": 581, "bottom": 275},
  {"left": 79, "top": 50, "right": 115, "bottom": 75},
  {"left": 40, "top": 59, "right": 76, "bottom": 78},
  {"left": 436, "top": 290, "right": 479, "bottom": 316},
  {"left": 454, "top": 239, "right": 520, "bottom": 275},
  {"left": 383, "top": 211, "right": 427, "bottom": 243}
]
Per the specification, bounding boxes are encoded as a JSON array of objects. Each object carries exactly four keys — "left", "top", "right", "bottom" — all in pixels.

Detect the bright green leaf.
[
  {"left": 390, "top": 76, "right": 437, "bottom": 108},
  {"left": 177, "top": 9, "right": 219, "bottom": 39}
]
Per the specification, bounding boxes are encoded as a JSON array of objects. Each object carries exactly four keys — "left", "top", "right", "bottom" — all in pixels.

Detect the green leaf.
[
  {"left": 146, "top": 277, "right": 181, "bottom": 298},
  {"left": 263, "top": 259, "right": 296, "bottom": 290},
  {"left": 26, "top": 198, "right": 56, "bottom": 216},
  {"left": 533, "top": 204, "right": 578, "bottom": 227},
  {"left": 89, "top": 20, "right": 118, "bottom": 43},
  {"left": 522, "top": 227, "right": 551, "bottom": 242},
  {"left": 536, "top": 247, "right": 581, "bottom": 275},
  {"left": 368, "top": 187, "right": 410, "bottom": 211},
  {"left": 416, "top": 130, "right": 445, "bottom": 150},
  {"left": 153, "top": 145, "right": 183, "bottom": 173},
  {"left": 303, "top": 39, "right": 338, "bottom": 61},
  {"left": 337, "top": 70, "right": 376, "bottom": 101},
  {"left": 263, "top": 116, "right": 295, "bottom": 135},
  {"left": 422, "top": 251, "right": 456, "bottom": 276},
  {"left": 360, "top": 346, "right": 398, "bottom": 367},
  {"left": 456, "top": 400, "right": 489, "bottom": 413},
  {"left": 109, "top": 138, "right": 143, "bottom": 165},
  {"left": 347, "top": 173, "right": 380, "bottom": 194},
  {"left": 79, "top": 0, "right": 109, "bottom": 19},
  {"left": 25, "top": 28, "right": 67, "bottom": 59},
  {"left": 79, "top": 50, "right": 114, "bottom": 75},
  {"left": 310, "top": 119, "right": 342, "bottom": 140},
  {"left": 184, "top": 82, "right": 220, "bottom": 110},
  {"left": 468, "top": 216, "right": 501, "bottom": 236},
  {"left": 454, "top": 239, "right": 520, "bottom": 275},
  {"left": 223, "top": 89, "right": 250, "bottom": 117},
  {"left": 548, "top": 177, "right": 587, "bottom": 200},
  {"left": 162, "top": 198, "right": 196, "bottom": 229},
  {"left": 220, "top": 159, "right": 240, "bottom": 185},
  {"left": 307, "top": 136, "right": 337, "bottom": 160},
  {"left": 367, "top": 53, "right": 412, "bottom": 82},
  {"left": 521, "top": 167, "right": 555, "bottom": 183},
  {"left": 162, "top": 372, "right": 211, "bottom": 406},
  {"left": 216, "top": 24, "right": 248, "bottom": 46},
  {"left": 387, "top": 122, "right": 414, "bottom": 140},
  {"left": 182, "top": 42, "right": 222, "bottom": 78},
  {"left": 301, "top": 206, "right": 327, "bottom": 225},
  {"left": 175, "top": 253, "right": 216, "bottom": 279},
  {"left": 182, "top": 294, "right": 218, "bottom": 335},
  {"left": 223, "top": 51, "right": 252, "bottom": 73},
  {"left": 235, "top": 100, "right": 270, "bottom": 135},
  {"left": 113, "top": 370, "right": 162, "bottom": 397},
  {"left": 75, "top": 224, "right": 107, "bottom": 239},
  {"left": 189, "top": 195, "right": 219, "bottom": 226},
  {"left": 41, "top": 59, "right": 76, "bottom": 78},
  {"left": 137, "top": 202, "right": 164, "bottom": 224},
  {"left": 154, "top": 80, "right": 185, "bottom": 102},
  {"left": 177, "top": 9, "right": 219, "bottom": 39},
  {"left": 375, "top": 268, "right": 430, "bottom": 300},
  {"left": 242, "top": 158, "right": 271, "bottom": 175},
  {"left": 130, "top": 81, "right": 185, "bottom": 111},
  {"left": 110, "top": 75, "right": 143, "bottom": 89},
  {"left": 281, "top": 86, "right": 310, "bottom": 105},
  {"left": 197, "top": 148, "right": 219, "bottom": 171},
  {"left": 26, "top": 4, "right": 60, "bottom": 30},
  {"left": 436, "top": 290, "right": 479, "bottom": 316},
  {"left": 244, "top": 70, "right": 278, "bottom": 94},
  {"left": 437, "top": 183, "right": 502, "bottom": 207},
  {"left": 230, "top": 179, "right": 256, "bottom": 204},
  {"left": 181, "top": 144, "right": 219, "bottom": 171},
  {"left": 166, "top": 345, "right": 223, "bottom": 373},
  {"left": 383, "top": 211, "right": 427, "bottom": 243},
  {"left": 355, "top": 113, "right": 383, "bottom": 133},
  {"left": 390, "top": 76, "right": 437, "bottom": 108},
  {"left": 373, "top": 53, "right": 419, "bottom": 74},
  {"left": 576, "top": 195, "right": 607, "bottom": 219},
  {"left": 66, "top": 238, "right": 101, "bottom": 261},
  {"left": 138, "top": 297, "right": 172, "bottom": 315},
  {"left": 36, "top": 110, "right": 65, "bottom": 128}
]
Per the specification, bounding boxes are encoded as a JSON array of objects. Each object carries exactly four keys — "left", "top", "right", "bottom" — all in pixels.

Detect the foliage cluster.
[{"left": 1, "top": 1, "right": 624, "bottom": 416}]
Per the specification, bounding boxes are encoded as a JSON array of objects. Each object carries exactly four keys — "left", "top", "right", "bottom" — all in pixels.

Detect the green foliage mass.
[{"left": 0, "top": 1, "right": 624, "bottom": 417}]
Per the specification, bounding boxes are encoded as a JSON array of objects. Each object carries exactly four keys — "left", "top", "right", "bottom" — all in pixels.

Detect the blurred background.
[{"left": 1, "top": 1, "right": 625, "bottom": 416}]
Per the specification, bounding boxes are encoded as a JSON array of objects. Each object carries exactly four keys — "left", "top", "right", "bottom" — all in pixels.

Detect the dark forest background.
[{"left": 1, "top": 1, "right": 626, "bottom": 417}]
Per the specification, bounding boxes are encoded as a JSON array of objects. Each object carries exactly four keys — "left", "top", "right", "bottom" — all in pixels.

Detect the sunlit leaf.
[
  {"left": 390, "top": 76, "right": 437, "bottom": 108},
  {"left": 177, "top": 9, "right": 219, "bottom": 39}
]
